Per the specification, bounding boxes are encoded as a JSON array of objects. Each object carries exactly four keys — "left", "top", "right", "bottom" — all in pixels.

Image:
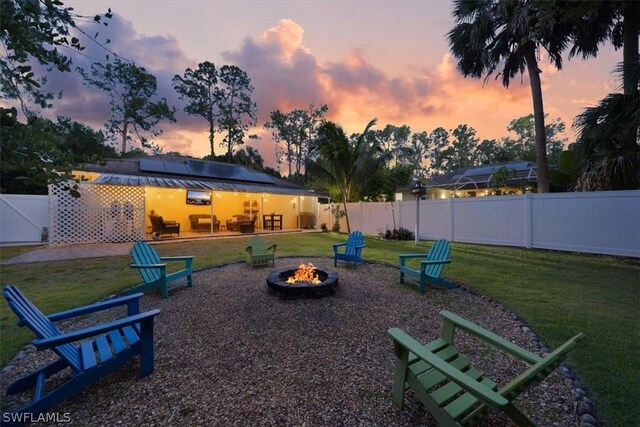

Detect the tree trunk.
[
  {"left": 209, "top": 121, "right": 215, "bottom": 157},
  {"left": 121, "top": 121, "right": 128, "bottom": 153},
  {"left": 622, "top": 1, "right": 639, "bottom": 152},
  {"left": 524, "top": 48, "right": 550, "bottom": 193},
  {"left": 342, "top": 199, "right": 351, "bottom": 234}
]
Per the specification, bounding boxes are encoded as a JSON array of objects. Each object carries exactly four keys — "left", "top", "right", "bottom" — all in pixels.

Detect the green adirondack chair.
[
  {"left": 245, "top": 235, "right": 277, "bottom": 267},
  {"left": 128, "top": 241, "right": 193, "bottom": 299},
  {"left": 389, "top": 310, "right": 585, "bottom": 426},
  {"left": 399, "top": 239, "right": 454, "bottom": 293},
  {"left": 2, "top": 285, "right": 160, "bottom": 418}
]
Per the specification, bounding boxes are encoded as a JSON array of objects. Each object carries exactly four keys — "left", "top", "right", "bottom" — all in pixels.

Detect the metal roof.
[{"left": 90, "top": 173, "right": 321, "bottom": 197}]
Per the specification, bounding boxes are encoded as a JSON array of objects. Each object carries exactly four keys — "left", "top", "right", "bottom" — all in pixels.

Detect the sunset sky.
[{"left": 45, "top": 0, "right": 623, "bottom": 169}]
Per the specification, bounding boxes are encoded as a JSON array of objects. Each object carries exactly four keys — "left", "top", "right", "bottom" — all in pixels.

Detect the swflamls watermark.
[{"left": 2, "top": 412, "right": 71, "bottom": 424}]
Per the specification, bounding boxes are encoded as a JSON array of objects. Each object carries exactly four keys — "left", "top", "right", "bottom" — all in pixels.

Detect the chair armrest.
[
  {"left": 420, "top": 259, "right": 452, "bottom": 266},
  {"left": 399, "top": 253, "right": 425, "bottom": 267},
  {"left": 45, "top": 293, "right": 144, "bottom": 323},
  {"left": 245, "top": 246, "right": 253, "bottom": 254},
  {"left": 440, "top": 311, "right": 541, "bottom": 364},
  {"left": 159, "top": 256, "right": 193, "bottom": 262},
  {"left": 333, "top": 242, "right": 346, "bottom": 253},
  {"left": 499, "top": 333, "right": 585, "bottom": 397},
  {"left": 399, "top": 253, "right": 426, "bottom": 259},
  {"left": 130, "top": 263, "right": 167, "bottom": 269},
  {"left": 389, "top": 328, "right": 509, "bottom": 408},
  {"left": 267, "top": 244, "right": 277, "bottom": 252},
  {"left": 33, "top": 309, "right": 161, "bottom": 349}
]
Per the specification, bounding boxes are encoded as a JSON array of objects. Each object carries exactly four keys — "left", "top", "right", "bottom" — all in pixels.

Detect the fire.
[{"left": 286, "top": 262, "right": 321, "bottom": 284}]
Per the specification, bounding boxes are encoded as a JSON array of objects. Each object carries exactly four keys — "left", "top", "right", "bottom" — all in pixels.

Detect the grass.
[{"left": 1, "top": 232, "right": 638, "bottom": 425}]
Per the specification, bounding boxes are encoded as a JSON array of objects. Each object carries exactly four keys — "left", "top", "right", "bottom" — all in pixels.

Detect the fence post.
[
  {"left": 398, "top": 202, "right": 403, "bottom": 230},
  {"left": 448, "top": 197, "right": 454, "bottom": 241},
  {"left": 524, "top": 192, "right": 532, "bottom": 248},
  {"left": 359, "top": 201, "right": 363, "bottom": 232}
]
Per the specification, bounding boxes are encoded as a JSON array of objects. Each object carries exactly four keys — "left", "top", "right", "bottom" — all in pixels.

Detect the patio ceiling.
[{"left": 90, "top": 173, "right": 321, "bottom": 197}]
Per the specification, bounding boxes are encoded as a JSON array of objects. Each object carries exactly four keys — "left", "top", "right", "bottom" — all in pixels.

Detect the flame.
[{"left": 286, "top": 263, "right": 321, "bottom": 284}]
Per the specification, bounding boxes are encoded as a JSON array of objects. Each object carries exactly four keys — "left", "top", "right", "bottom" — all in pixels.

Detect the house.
[
  {"left": 395, "top": 161, "right": 538, "bottom": 200},
  {"left": 48, "top": 155, "right": 322, "bottom": 244}
]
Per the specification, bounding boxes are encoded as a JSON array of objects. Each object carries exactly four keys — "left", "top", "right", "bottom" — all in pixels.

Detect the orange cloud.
[
  {"left": 219, "top": 19, "right": 550, "bottom": 166},
  {"left": 44, "top": 16, "right": 576, "bottom": 165}
]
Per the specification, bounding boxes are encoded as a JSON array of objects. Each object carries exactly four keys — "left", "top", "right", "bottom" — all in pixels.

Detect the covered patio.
[{"left": 52, "top": 155, "right": 323, "bottom": 245}]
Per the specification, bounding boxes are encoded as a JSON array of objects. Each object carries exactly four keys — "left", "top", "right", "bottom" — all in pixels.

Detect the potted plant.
[{"left": 330, "top": 205, "right": 345, "bottom": 232}]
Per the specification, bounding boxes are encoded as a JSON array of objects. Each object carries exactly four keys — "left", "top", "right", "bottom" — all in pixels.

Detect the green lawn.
[{"left": 1, "top": 233, "right": 638, "bottom": 425}]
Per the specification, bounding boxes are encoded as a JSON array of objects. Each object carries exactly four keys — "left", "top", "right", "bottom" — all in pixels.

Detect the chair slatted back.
[
  {"left": 131, "top": 241, "right": 163, "bottom": 284},
  {"left": 499, "top": 332, "right": 585, "bottom": 398},
  {"left": 3, "top": 286, "right": 82, "bottom": 371},
  {"left": 424, "top": 239, "right": 450, "bottom": 278},
  {"left": 345, "top": 231, "right": 364, "bottom": 256},
  {"left": 249, "top": 236, "right": 267, "bottom": 255}
]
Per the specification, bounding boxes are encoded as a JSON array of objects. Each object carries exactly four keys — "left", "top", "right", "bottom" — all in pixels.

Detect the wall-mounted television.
[{"left": 186, "top": 190, "right": 211, "bottom": 205}]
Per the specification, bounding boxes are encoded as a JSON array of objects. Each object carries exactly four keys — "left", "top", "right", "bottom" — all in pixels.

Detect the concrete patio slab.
[{"left": 1, "top": 242, "right": 133, "bottom": 265}]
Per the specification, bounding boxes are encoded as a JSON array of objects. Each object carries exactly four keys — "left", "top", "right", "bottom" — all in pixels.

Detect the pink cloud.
[{"left": 25, "top": 15, "right": 571, "bottom": 165}]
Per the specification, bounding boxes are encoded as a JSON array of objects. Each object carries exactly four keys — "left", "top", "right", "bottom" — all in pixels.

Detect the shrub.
[{"left": 378, "top": 227, "right": 414, "bottom": 241}]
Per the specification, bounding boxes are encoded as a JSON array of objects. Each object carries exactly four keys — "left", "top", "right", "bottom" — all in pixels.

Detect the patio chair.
[
  {"left": 226, "top": 215, "right": 250, "bottom": 231},
  {"left": 245, "top": 235, "right": 277, "bottom": 267},
  {"left": 399, "top": 239, "right": 454, "bottom": 293},
  {"left": 189, "top": 214, "right": 220, "bottom": 232},
  {"left": 149, "top": 214, "right": 180, "bottom": 237},
  {"left": 239, "top": 216, "right": 258, "bottom": 233},
  {"left": 389, "top": 310, "right": 585, "bottom": 426},
  {"left": 333, "top": 231, "right": 366, "bottom": 268},
  {"left": 2, "top": 285, "right": 160, "bottom": 418},
  {"left": 129, "top": 241, "right": 193, "bottom": 299}
]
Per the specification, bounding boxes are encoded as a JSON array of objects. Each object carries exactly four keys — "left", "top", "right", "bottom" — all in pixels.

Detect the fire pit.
[{"left": 266, "top": 263, "right": 339, "bottom": 299}]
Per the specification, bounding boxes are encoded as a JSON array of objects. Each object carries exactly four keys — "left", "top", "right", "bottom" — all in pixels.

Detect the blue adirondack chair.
[
  {"left": 129, "top": 241, "right": 193, "bottom": 299},
  {"left": 399, "top": 239, "right": 454, "bottom": 293},
  {"left": 333, "top": 231, "right": 366, "bottom": 268},
  {"left": 2, "top": 285, "right": 160, "bottom": 418}
]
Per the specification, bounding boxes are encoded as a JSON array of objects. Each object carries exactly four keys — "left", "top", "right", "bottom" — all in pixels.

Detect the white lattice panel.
[{"left": 49, "top": 183, "right": 145, "bottom": 245}]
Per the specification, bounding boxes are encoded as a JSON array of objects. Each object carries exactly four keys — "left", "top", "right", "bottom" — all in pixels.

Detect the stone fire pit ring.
[{"left": 266, "top": 267, "right": 339, "bottom": 299}]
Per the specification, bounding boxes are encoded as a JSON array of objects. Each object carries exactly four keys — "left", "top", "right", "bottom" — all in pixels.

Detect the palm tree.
[
  {"left": 566, "top": 1, "right": 639, "bottom": 189},
  {"left": 306, "top": 118, "right": 391, "bottom": 233},
  {"left": 572, "top": 63, "right": 640, "bottom": 190},
  {"left": 447, "top": 0, "right": 570, "bottom": 193}
]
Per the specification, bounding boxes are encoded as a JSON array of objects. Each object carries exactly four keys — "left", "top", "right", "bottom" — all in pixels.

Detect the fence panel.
[
  {"left": 420, "top": 199, "right": 450, "bottom": 240},
  {"left": 0, "top": 195, "right": 49, "bottom": 243},
  {"left": 359, "top": 202, "right": 395, "bottom": 236},
  {"left": 531, "top": 191, "right": 640, "bottom": 257},
  {"left": 335, "top": 190, "right": 639, "bottom": 257},
  {"left": 452, "top": 196, "right": 526, "bottom": 247}
]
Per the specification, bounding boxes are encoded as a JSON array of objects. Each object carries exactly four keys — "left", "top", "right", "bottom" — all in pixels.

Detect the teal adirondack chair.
[
  {"left": 389, "top": 310, "right": 585, "bottom": 426},
  {"left": 129, "top": 241, "right": 193, "bottom": 299},
  {"left": 399, "top": 239, "right": 454, "bottom": 293},
  {"left": 333, "top": 231, "right": 366, "bottom": 268},
  {"left": 245, "top": 235, "right": 277, "bottom": 267},
  {"left": 2, "top": 285, "right": 160, "bottom": 418}
]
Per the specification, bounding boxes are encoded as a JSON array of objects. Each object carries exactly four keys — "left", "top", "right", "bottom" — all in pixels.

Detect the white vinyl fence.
[
  {"left": 0, "top": 194, "right": 49, "bottom": 244},
  {"left": 320, "top": 190, "right": 640, "bottom": 258}
]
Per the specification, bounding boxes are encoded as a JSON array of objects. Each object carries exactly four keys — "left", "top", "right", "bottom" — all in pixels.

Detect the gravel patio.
[{"left": 1, "top": 257, "right": 578, "bottom": 426}]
